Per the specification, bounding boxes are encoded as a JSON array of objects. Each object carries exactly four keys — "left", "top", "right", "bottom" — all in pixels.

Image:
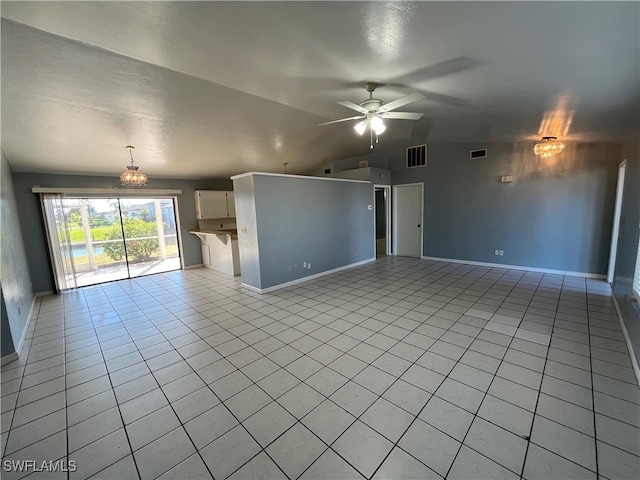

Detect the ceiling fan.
[{"left": 318, "top": 82, "right": 425, "bottom": 149}]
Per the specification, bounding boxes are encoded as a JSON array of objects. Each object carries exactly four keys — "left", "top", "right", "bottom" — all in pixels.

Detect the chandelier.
[
  {"left": 120, "top": 146, "right": 148, "bottom": 187},
  {"left": 354, "top": 114, "right": 387, "bottom": 149},
  {"left": 534, "top": 136, "right": 564, "bottom": 158}
]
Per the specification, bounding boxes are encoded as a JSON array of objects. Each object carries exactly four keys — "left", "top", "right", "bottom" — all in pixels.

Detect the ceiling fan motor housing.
[{"left": 360, "top": 99, "right": 383, "bottom": 112}]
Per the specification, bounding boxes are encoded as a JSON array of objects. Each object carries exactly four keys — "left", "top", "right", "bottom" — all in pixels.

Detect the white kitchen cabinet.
[{"left": 195, "top": 190, "right": 235, "bottom": 219}]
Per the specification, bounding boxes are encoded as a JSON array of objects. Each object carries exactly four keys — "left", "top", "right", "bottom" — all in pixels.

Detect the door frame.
[
  {"left": 373, "top": 185, "right": 392, "bottom": 256},
  {"left": 607, "top": 159, "right": 627, "bottom": 283},
  {"left": 392, "top": 183, "right": 424, "bottom": 257}
]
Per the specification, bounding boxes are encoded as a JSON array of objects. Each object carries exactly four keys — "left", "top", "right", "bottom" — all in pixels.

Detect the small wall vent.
[
  {"left": 358, "top": 160, "right": 369, "bottom": 168},
  {"left": 324, "top": 168, "right": 331, "bottom": 175},
  {"left": 406, "top": 144, "right": 427, "bottom": 168},
  {"left": 470, "top": 148, "right": 487, "bottom": 159}
]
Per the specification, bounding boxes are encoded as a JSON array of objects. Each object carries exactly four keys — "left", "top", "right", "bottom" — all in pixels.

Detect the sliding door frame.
[{"left": 36, "top": 188, "right": 185, "bottom": 291}]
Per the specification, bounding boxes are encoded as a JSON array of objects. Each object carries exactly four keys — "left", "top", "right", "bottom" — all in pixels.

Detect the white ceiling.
[{"left": 2, "top": 1, "right": 638, "bottom": 179}]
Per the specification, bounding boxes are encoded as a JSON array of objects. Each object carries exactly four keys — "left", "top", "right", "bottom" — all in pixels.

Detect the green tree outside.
[{"left": 103, "top": 218, "right": 160, "bottom": 262}]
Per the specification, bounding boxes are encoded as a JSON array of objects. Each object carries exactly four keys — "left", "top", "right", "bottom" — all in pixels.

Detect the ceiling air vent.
[
  {"left": 470, "top": 148, "right": 487, "bottom": 159},
  {"left": 407, "top": 144, "right": 427, "bottom": 168}
]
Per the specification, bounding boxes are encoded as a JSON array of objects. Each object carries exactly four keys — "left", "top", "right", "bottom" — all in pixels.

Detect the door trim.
[
  {"left": 374, "top": 184, "right": 392, "bottom": 256},
  {"left": 607, "top": 159, "right": 626, "bottom": 283},
  {"left": 392, "top": 183, "right": 424, "bottom": 257}
]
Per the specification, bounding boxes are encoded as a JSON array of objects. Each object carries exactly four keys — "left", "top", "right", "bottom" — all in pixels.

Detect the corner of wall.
[{"left": 0, "top": 153, "right": 36, "bottom": 356}]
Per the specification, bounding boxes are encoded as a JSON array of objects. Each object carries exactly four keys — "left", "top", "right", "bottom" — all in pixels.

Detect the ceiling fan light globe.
[
  {"left": 354, "top": 121, "right": 367, "bottom": 135},
  {"left": 371, "top": 116, "right": 386, "bottom": 135}
]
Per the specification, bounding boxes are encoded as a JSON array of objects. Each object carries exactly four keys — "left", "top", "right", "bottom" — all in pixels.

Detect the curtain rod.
[{"left": 31, "top": 187, "right": 182, "bottom": 196}]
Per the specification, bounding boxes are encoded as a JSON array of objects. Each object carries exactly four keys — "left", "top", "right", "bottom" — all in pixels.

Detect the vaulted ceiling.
[{"left": 2, "top": 1, "right": 638, "bottom": 179}]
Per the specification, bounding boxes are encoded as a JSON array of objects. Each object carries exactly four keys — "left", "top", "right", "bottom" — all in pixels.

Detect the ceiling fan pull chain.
[{"left": 370, "top": 128, "right": 374, "bottom": 149}]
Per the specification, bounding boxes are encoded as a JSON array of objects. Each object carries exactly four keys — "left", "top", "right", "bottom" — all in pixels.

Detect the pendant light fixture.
[
  {"left": 534, "top": 136, "right": 564, "bottom": 158},
  {"left": 120, "top": 146, "right": 148, "bottom": 186}
]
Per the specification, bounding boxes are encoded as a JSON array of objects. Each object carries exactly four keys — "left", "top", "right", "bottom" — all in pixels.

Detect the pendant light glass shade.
[
  {"left": 534, "top": 136, "right": 564, "bottom": 158},
  {"left": 370, "top": 116, "right": 386, "bottom": 135},
  {"left": 354, "top": 115, "right": 386, "bottom": 142},
  {"left": 120, "top": 146, "right": 148, "bottom": 187},
  {"left": 354, "top": 121, "right": 367, "bottom": 135}
]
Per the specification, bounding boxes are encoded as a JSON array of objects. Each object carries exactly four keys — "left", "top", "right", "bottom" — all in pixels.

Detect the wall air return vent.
[
  {"left": 470, "top": 148, "right": 487, "bottom": 159},
  {"left": 406, "top": 144, "right": 427, "bottom": 168}
]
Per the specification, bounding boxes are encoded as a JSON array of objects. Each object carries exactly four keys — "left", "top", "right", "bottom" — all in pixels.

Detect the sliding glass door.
[{"left": 42, "top": 195, "right": 181, "bottom": 289}]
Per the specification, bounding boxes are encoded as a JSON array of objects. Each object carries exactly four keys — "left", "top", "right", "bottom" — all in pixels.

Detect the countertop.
[{"left": 190, "top": 229, "right": 238, "bottom": 240}]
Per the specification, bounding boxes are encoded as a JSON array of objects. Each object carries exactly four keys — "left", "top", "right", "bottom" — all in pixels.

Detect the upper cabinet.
[{"left": 195, "top": 190, "right": 235, "bottom": 219}]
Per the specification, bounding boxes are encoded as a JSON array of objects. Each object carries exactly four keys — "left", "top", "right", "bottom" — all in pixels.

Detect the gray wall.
[
  {"left": 11, "top": 172, "right": 232, "bottom": 293},
  {"left": 1, "top": 290, "right": 15, "bottom": 357},
  {"left": 612, "top": 136, "right": 640, "bottom": 367},
  {"left": 313, "top": 151, "right": 391, "bottom": 177},
  {"left": 233, "top": 173, "right": 375, "bottom": 291},
  {"left": 1, "top": 153, "right": 34, "bottom": 355},
  {"left": 388, "top": 142, "right": 622, "bottom": 274}
]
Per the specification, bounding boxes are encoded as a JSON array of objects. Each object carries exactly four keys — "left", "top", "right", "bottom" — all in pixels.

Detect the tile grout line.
[
  {"left": 71, "top": 288, "right": 144, "bottom": 480},
  {"left": 118, "top": 275, "right": 292, "bottom": 480},
  {"left": 365, "top": 267, "right": 532, "bottom": 479},
  {"left": 1, "top": 297, "right": 68, "bottom": 467},
  {"left": 295, "top": 261, "right": 500, "bottom": 479},
  {"left": 442, "top": 269, "right": 536, "bottom": 480},
  {"left": 585, "top": 278, "right": 600, "bottom": 479},
  {"left": 2, "top": 258, "right": 638, "bottom": 480},
  {"left": 517, "top": 274, "right": 561, "bottom": 479}
]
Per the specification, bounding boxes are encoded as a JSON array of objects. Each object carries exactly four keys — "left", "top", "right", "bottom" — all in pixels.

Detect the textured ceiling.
[{"left": 2, "top": 1, "right": 638, "bottom": 179}]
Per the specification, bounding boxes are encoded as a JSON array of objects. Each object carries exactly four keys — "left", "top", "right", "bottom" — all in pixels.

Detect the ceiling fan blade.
[
  {"left": 317, "top": 115, "right": 365, "bottom": 126},
  {"left": 388, "top": 56, "right": 482, "bottom": 85},
  {"left": 336, "top": 100, "right": 369, "bottom": 114},
  {"left": 379, "top": 112, "right": 424, "bottom": 120},
  {"left": 378, "top": 92, "right": 425, "bottom": 113},
  {"left": 421, "top": 90, "right": 469, "bottom": 107}
]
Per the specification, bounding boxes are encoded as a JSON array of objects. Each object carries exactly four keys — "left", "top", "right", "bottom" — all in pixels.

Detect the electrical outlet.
[
  {"left": 288, "top": 265, "right": 292, "bottom": 271},
  {"left": 303, "top": 262, "right": 307, "bottom": 268},
  {"left": 499, "top": 250, "right": 504, "bottom": 256},
  {"left": 308, "top": 263, "right": 311, "bottom": 269},
  {"left": 495, "top": 250, "right": 500, "bottom": 256}
]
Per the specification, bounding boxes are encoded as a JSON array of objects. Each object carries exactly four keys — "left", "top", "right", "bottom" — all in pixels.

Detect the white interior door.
[
  {"left": 607, "top": 160, "right": 626, "bottom": 283},
  {"left": 393, "top": 184, "right": 423, "bottom": 257}
]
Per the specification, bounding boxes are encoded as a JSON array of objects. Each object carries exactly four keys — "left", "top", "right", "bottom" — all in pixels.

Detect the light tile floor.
[{"left": 2, "top": 257, "right": 639, "bottom": 479}]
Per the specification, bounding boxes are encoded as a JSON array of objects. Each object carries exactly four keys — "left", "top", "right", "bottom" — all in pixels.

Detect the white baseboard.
[
  {"left": 240, "top": 283, "right": 263, "bottom": 294},
  {"left": 15, "top": 294, "right": 38, "bottom": 356},
  {"left": 184, "top": 264, "right": 204, "bottom": 270},
  {"left": 421, "top": 256, "right": 606, "bottom": 279},
  {"left": 3, "top": 293, "right": 39, "bottom": 366},
  {"left": 1, "top": 352, "right": 18, "bottom": 366},
  {"left": 611, "top": 294, "right": 640, "bottom": 387},
  {"left": 242, "top": 258, "right": 376, "bottom": 294}
]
